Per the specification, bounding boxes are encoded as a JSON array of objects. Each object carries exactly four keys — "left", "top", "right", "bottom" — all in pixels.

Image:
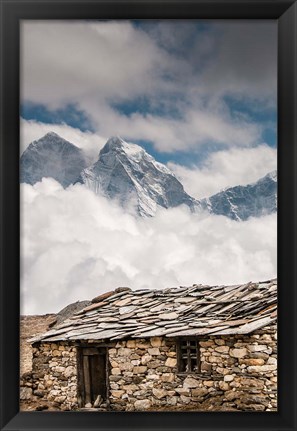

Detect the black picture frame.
[{"left": 0, "top": 1, "right": 296, "bottom": 430}]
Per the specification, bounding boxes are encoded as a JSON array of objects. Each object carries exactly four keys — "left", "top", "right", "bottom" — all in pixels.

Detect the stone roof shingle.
[{"left": 31, "top": 279, "right": 277, "bottom": 343}]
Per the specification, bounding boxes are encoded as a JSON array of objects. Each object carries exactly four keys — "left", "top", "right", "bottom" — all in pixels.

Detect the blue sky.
[{"left": 21, "top": 20, "right": 277, "bottom": 167}]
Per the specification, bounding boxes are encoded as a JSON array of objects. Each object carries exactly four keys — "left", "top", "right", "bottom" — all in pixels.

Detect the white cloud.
[
  {"left": 169, "top": 144, "right": 277, "bottom": 198},
  {"left": 20, "top": 21, "right": 276, "bottom": 153},
  {"left": 84, "top": 103, "right": 262, "bottom": 153},
  {"left": 20, "top": 179, "right": 276, "bottom": 315},
  {"left": 21, "top": 21, "right": 173, "bottom": 107},
  {"left": 20, "top": 118, "right": 107, "bottom": 163}
]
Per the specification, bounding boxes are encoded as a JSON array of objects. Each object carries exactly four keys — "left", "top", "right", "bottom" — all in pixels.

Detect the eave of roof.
[{"left": 30, "top": 279, "right": 277, "bottom": 343}]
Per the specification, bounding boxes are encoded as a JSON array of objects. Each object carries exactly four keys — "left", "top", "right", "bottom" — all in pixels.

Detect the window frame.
[{"left": 177, "top": 337, "right": 201, "bottom": 374}]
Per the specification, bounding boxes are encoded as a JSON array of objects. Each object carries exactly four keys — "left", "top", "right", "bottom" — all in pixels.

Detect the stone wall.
[
  {"left": 25, "top": 324, "right": 277, "bottom": 412},
  {"left": 25, "top": 342, "right": 78, "bottom": 410},
  {"left": 108, "top": 325, "right": 277, "bottom": 412}
]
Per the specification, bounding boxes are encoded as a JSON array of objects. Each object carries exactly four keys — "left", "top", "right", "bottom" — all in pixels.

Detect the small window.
[{"left": 177, "top": 338, "right": 201, "bottom": 373}]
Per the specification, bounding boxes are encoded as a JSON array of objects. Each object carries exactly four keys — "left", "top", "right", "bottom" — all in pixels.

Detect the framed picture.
[{"left": 1, "top": 1, "right": 296, "bottom": 431}]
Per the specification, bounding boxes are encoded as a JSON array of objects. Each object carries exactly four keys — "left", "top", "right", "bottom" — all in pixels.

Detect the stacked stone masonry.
[
  {"left": 25, "top": 324, "right": 277, "bottom": 411},
  {"left": 20, "top": 342, "right": 78, "bottom": 410}
]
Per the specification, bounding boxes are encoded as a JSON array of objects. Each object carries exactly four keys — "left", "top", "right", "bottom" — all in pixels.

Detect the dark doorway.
[{"left": 78, "top": 347, "right": 107, "bottom": 408}]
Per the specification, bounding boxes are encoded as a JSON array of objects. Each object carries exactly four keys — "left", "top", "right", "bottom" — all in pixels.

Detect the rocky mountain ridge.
[{"left": 20, "top": 133, "right": 277, "bottom": 220}]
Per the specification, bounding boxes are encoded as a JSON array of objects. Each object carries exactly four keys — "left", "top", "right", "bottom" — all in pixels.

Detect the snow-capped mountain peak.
[
  {"left": 79, "top": 136, "right": 197, "bottom": 217},
  {"left": 199, "top": 170, "right": 277, "bottom": 221},
  {"left": 20, "top": 132, "right": 87, "bottom": 188},
  {"left": 20, "top": 133, "right": 277, "bottom": 221}
]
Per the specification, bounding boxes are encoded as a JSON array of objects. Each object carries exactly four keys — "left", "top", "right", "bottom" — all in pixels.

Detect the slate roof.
[{"left": 31, "top": 279, "right": 277, "bottom": 343}]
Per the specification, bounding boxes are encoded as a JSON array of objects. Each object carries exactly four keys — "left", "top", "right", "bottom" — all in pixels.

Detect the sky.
[{"left": 20, "top": 20, "right": 277, "bottom": 314}]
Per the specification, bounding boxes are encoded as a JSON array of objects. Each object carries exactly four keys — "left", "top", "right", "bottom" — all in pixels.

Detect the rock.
[
  {"left": 126, "top": 340, "right": 136, "bottom": 348},
  {"left": 165, "top": 358, "right": 177, "bottom": 367},
  {"left": 134, "top": 399, "right": 151, "bottom": 410},
  {"left": 118, "top": 348, "right": 131, "bottom": 357},
  {"left": 167, "top": 396, "right": 177, "bottom": 405},
  {"left": 20, "top": 387, "right": 32, "bottom": 400},
  {"left": 146, "top": 373, "right": 159, "bottom": 380},
  {"left": 150, "top": 337, "right": 162, "bottom": 347},
  {"left": 152, "top": 388, "right": 167, "bottom": 399},
  {"left": 267, "top": 357, "right": 277, "bottom": 365},
  {"left": 111, "top": 368, "right": 121, "bottom": 375},
  {"left": 130, "top": 354, "right": 140, "bottom": 360},
  {"left": 215, "top": 339, "right": 225, "bottom": 346},
  {"left": 52, "top": 350, "right": 62, "bottom": 357},
  {"left": 249, "top": 352, "right": 269, "bottom": 359},
  {"left": 180, "top": 395, "right": 191, "bottom": 404},
  {"left": 110, "top": 383, "right": 119, "bottom": 390},
  {"left": 223, "top": 375, "right": 234, "bottom": 382},
  {"left": 118, "top": 361, "right": 133, "bottom": 371},
  {"left": 160, "top": 373, "right": 175, "bottom": 382},
  {"left": 141, "top": 355, "right": 152, "bottom": 365},
  {"left": 111, "top": 390, "right": 125, "bottom": 398},
  {"left": 199, "top": 341, "right": 215, "bottom": 347},
  {"left": 219, "top": 381, "right": 229, "bottom": 391},
  {"left": 54, "top": 396, "right": 66, "bottom": 403},
  {"left": 133, "top": 366, "right": 147, "bottom": 374},
  {"left": 230, "top": 348, "right": 247, "bottom": 358},
  {"left": 34, "top": 390, "right": 45, "bottom": 397},
  {"left": 203, "top": 381, "right": 214, "bottom": 387},
  {"left": 201, "top": 363, "right": 212, "bottom": 373},
  {"left": 215, "top": 345, "right": 229, "bottom": 354},
  {"left": 123, "top": 384, "right": 138, "bottom": 392},
  {"left": 225, "top": 390, "right": 243, "bottom": 401},
  {"left": 85, "top": 403, "right": 92, "bottom": 408},
  {"left": 175, "top": 388, "right": 190, "bottom": 396},
  {"left": 64, "top": 366, "right": 76, "bottom": 378},
  {"left": 183, "top": 377, "right": 200, "bottom": 389},
  {"left": 247, "top": 364, "right": 277, "bottom": 373},
  {"left": 191, "top": 388, "right": 208, "bottom": 397},
  {"left": 229, "top": 381, "right": 241, "bottom": 388},
  {"left": 135, "top": 341, "right": 151, "bottom": 349},
  {"left": 159, "top": 312, "right": 179, "bottom": 320},
  {"left": 166, "top": 351, "right": 176, "bottom": 357},
  {"left": 148, "top": 348, "right": 160, "bottom": 356},
  {"left": 241, "top": 358, "right": 265, "bottom": 366},
  {"left": 247, "top": 344, "right": 268, "bottom": 352}
]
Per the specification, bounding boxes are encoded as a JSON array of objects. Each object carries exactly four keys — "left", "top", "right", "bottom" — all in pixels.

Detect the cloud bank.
[
  {"left": 169, "top": 144, "right": 277, "bottom": 199},
  {"left": 20, "top": 179, "right": 277, "bottom": 315}
]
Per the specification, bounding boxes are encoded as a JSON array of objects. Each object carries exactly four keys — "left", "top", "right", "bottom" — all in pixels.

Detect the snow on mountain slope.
[
  {"left": 78, "top": 136, "right": 198, "bottom": 217},
  {"left": 20, "top": 132, "right": 87, "bottom": 187},
  {"left": 199, "top": 170, "right": 277, "bottom": 221},
  {"left": 20, "top": 133, "right": 277, "bottom": 221}
]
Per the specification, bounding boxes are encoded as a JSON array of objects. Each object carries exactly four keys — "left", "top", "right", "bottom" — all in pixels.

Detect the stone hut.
[{"left": 29, "top": 279, "right": 277, "bottom": 412}]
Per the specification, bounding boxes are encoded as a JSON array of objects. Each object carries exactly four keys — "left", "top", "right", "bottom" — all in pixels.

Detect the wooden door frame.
[{"left": 76, "top": 345, "right": 109, "bottom": 408}]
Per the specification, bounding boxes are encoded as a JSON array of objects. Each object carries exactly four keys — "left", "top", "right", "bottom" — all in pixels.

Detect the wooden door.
[{"left": 79, "top": 347, "right": 107, "bottom": 407}]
